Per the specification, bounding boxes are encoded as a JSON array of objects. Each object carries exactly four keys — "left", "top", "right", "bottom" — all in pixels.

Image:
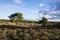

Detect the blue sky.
[{"left": 0, "top": 0, "right": 60, "bottom": 21}]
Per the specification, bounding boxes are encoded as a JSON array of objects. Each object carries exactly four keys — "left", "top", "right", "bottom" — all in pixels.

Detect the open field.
[
  {"left": 0, "top": 25, "right": 60, "bottom": 40},
  {"left": 0, "top": 0, "right": 60, "bottom": 40}
]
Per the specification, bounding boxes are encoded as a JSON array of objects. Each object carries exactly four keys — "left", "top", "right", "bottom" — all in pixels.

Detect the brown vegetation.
[{"left": 0, "top": 25, "right": 59, "bottom": 40}]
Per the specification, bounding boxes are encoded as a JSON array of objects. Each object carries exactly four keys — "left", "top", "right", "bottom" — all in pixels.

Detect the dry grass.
[{"left": 0, "top": 25, "right": 60, "bottom": 40}]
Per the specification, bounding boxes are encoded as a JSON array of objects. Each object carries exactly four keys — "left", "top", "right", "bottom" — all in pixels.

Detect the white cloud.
[
  {"left": 49, "top": 19, "right": 60, "bottom": 22},
  {"left": 45, "top": 15, "right": 52, "bottom": 18},
  {"left": 39, "top": 13, "right": 52, "bottom": 18},
  {"left": 14, "top": 0, "right": 22, "bottom": 4},
  {"left": 49, "top": 11, "right": 60, "bottom": 14},
  {"left": 53, "top": 11, "right": 56, "bottom": 14},
  {"left": 13, "top": 0, "right": 26, "bottom": 7},
  {"left": 39, "top": 3, "right": 44, "bottom": 7}
]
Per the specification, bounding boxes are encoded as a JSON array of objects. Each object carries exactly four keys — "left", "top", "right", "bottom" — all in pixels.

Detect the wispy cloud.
[
  {"left": 13, "top": 0, "right": 25, "bottom": 7},
  {"left": 0, "top": 0, "right": 60, "bottom": 21},
  {"left": 38, "top": 0, "right": 60, "bottom": 21},
  {"left": 14, "top": 0, "right": 22, "bottom": 4}
]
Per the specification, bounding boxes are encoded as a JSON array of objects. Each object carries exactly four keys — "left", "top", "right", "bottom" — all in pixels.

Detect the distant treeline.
[{"left": 0, "top": 19, "right": 58, "bottom": 23}]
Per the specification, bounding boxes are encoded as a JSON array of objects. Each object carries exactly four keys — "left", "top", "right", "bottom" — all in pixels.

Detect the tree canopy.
[
  {"left": 8, "top": 12, "right": 23, "bottom": 22},
  {"left": 39, "top": 17, "right": 48, "bottom": 27},
  {"left": 39, "top": 17, "right": 48, "bottom": 24}
]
